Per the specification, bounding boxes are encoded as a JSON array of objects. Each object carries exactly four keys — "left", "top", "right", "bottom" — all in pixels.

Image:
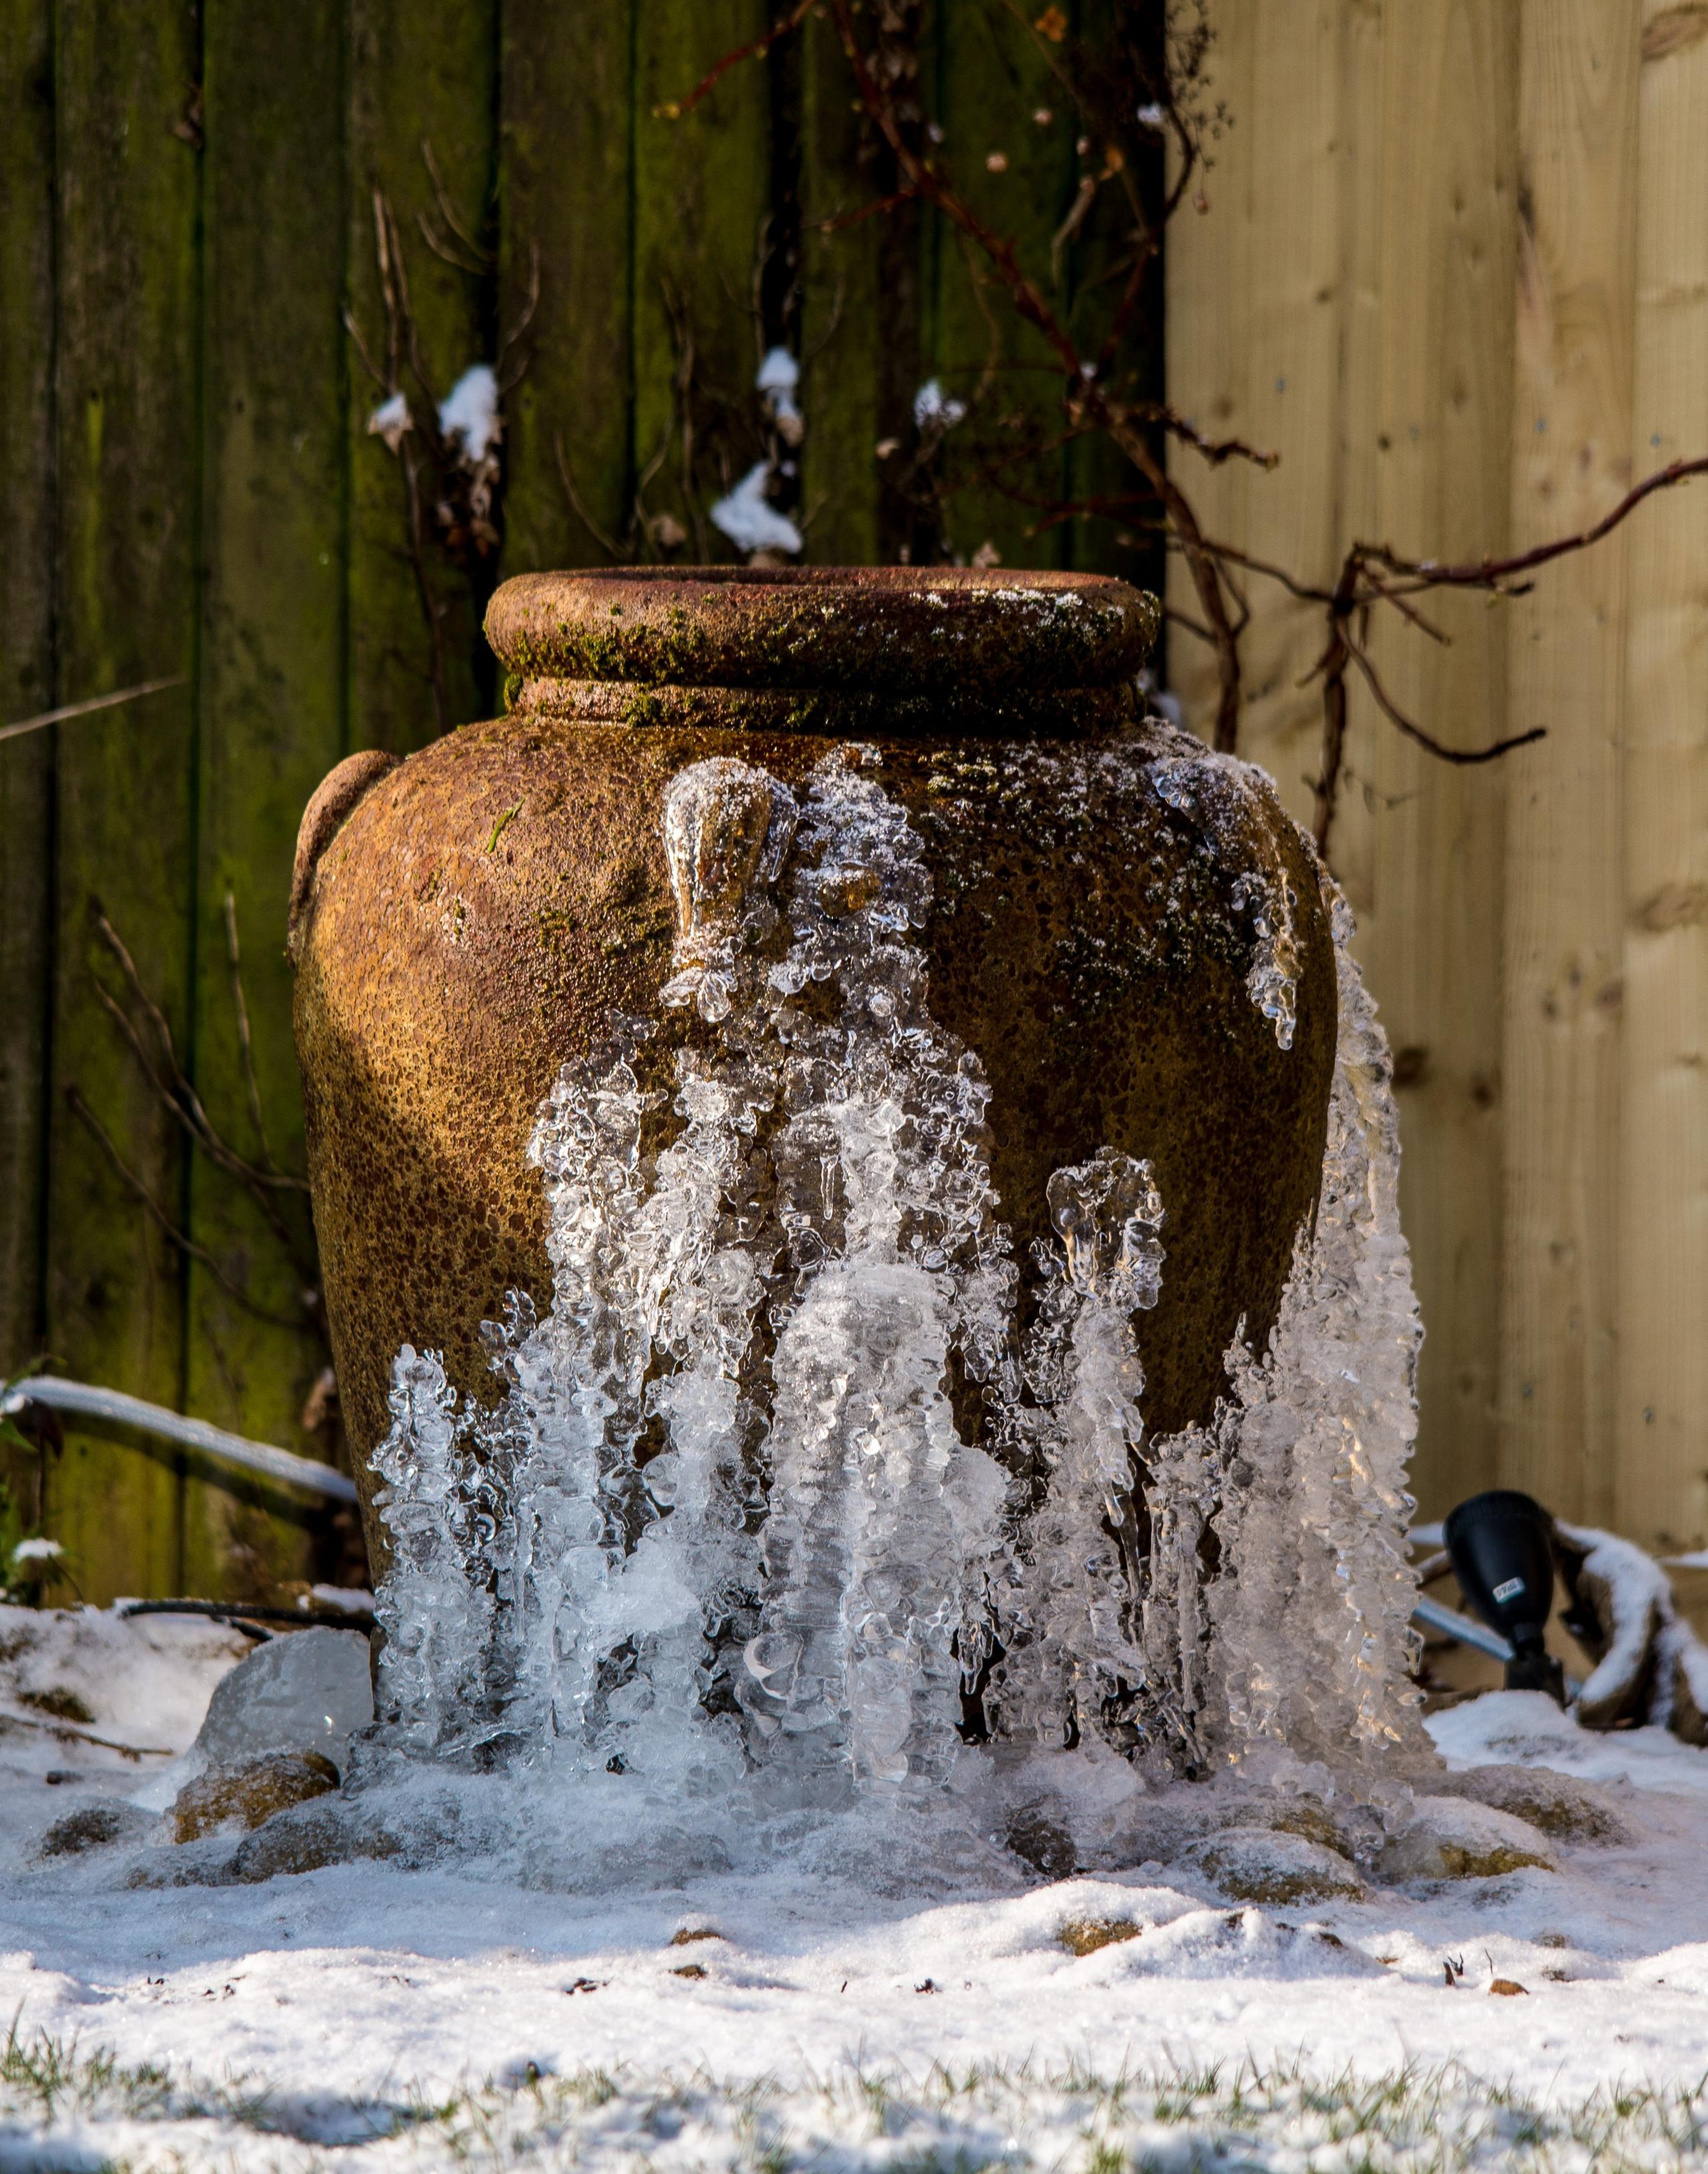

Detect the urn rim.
[{"left": 484, "top": 565, "right": 1160, "bottom": 706}]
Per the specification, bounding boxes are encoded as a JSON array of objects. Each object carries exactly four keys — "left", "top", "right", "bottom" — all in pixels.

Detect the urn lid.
[{"left": 484, "top": 566, "right": 1160, "bottom": 737}]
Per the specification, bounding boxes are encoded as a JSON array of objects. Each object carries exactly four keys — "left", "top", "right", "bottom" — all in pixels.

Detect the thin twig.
[
  {"left": 1344, "top": 639, "right": 1548, "bottom": 769},
  {"left": 555, "top": 434, "right": 628, "bottom": 562},
  {"left": 224, "top": 889, "right": 282, "bottom": 1178},
  {"left": 0, "top": 678, "right": 186, "bottom": 747},
  {"left": 497, "top": 241, "right": 540, "bottom": 394},
  {"left": 65, "top": 1086, "right": 316, "bottom": 1337},
  {"left": 658, "top": 0, "right": 817, "bottom": 119},
  {"left": 1360, "top": 456, "right": 1708, "bottom": 595},
  {"left": 421, "top": 137, "right": 491, "bottom": 266},
  {"left": 0, "top": 1704, "right": 174, "bottom": 1759}
]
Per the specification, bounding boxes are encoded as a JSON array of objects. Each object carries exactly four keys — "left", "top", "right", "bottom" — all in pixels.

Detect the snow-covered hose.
[{"left": 1, "top": 1376, "right": 358, "bottom": 1505}]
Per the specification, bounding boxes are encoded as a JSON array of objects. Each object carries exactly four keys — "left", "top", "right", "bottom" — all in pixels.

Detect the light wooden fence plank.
[
  {"left": 1163, "top": 0, "right": 1346, "bottom": 818},
  {"left": 348, "top": 0, "right": 498, "bottom": 753},
  {"left": 1616, "top": 3, "right": 1708, "bottom": 1549},
  {"left": 0, "top": 0, "right": 54, "bottom": 1410},
  {"left": 500, "top": 0, "right": 634, "bottom": 574},
  {"left": 181, "top": 0, "right": 351, "bottom": 1595},
  {"left": 632, "top": 0, "right": 771, "bottom": 561},
  {"left": 1500, "top": 0, "right": 1639, "bottom": 1528},
  {"left": 49, "top": 0, "right": 202, "bottom": 1599},
  {"left": 1350, "top": 0, "right": 1521, "bottom": 1521}
]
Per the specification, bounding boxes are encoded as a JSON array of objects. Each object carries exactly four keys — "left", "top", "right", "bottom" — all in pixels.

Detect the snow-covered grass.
[
  {"left": 7, "top": 2031, "right": 1708, "bottom": 2171},
  {"left": 8, "top": 1607, "right": 1708, "bottom": 2168}
]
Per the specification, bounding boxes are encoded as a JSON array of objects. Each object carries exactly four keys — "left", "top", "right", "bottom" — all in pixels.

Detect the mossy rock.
[
  {"left": 171, "top": 1750, "right": 339, "bottom": 1843},
  {"left": 1058, "top": 1916, "right": 1143, "bottom": 1958},
  {"left": 1430, "top": 1764, "right": 1632, "bottom": 1846},
  {"left": 1376, "top": 1796, "right": 1558, "bottom": 1883},
  {"left": 1189, "top": 1826, "right": 1368, "bottom": 1906}
]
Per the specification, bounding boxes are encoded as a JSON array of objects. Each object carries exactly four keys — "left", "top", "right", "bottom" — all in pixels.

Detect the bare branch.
[{"left": 657, "top": 0, "right": 818, "bottom": 119}]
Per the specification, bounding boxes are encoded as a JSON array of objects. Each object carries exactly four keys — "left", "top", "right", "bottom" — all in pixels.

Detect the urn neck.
[{"left": 484, "top": 566, "right": 1159, "bottom": 739}]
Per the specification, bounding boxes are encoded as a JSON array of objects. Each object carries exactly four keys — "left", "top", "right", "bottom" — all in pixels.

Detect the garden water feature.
[{"left": 355, "top": 741, "right": 1428, "bottom": 1876}]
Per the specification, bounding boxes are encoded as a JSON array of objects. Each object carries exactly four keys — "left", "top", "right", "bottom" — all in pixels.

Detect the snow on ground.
[{"left": 5, "top": 1607, "right": 1708, "bottom": 2168}]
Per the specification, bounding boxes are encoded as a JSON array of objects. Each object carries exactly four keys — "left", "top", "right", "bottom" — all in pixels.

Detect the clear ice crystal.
[
  {"left": 1140, "top": 879, "right": 1429, "bottom": 1784},
  {"left": 368, "top": 745, "right": 1427, "bottom": 1823},
  {"left": 1152, "top": 750, "right": 1301, "bottom": 1051},
  {"left": 985, "top": 1152, "right": 1163, "bottom": 1745}
]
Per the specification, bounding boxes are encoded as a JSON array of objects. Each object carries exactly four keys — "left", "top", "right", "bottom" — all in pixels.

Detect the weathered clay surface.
[{"left": 292, "top": 569, "right": 1336, "bottom": 1567}]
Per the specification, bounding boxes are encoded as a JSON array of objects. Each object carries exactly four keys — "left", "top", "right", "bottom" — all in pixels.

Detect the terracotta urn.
[{"left": 290, "top": 568, "right": 1336, "bottom": 1566}]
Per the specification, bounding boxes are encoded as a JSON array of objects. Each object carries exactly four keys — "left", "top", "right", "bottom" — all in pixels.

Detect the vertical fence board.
[
  {"left": 181, "top": 0, "right": 350, "bottom": 1595},
  {"left": 632, "top": 1, "right": 771, "bottom": 559},
  {"left": 929, "top": 0, "right": 1075, "bottom": 571},
  {"left": 48, "top": 0, "right": 201, "bottom": 1598},
  {"left": 500, "top": 0, "right": 633, "bottom": 574},
  {"left": 799, "top": 5, "right": 889, "bottom": 566},
  {"left": 1352, "top": 0, "right": 1519, "bottom": 1520},
  {"left": 1616, "top": 7, "right": 1708, "bottom": 1549},
  {"left": 347, "top": 0, "right": 498, "bottom": 758},
  {"left": 0, "top": 0, "right": 54, "bottom": 1403},
  {"left": 1499, "top": 0, "right": 1639, "bottom": 1527},
  {"left": 1163, "top": 0, "right": 1346, "bottom": 829}
]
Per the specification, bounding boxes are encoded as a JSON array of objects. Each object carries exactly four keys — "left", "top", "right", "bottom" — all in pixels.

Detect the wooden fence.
[
  {"left": 0, "top": 0, "right": 1149, "bottom": 1601},
  {"left": 1169, "top": 0, "right": 1708, "bottom": 1549},
  {"left": 5, "top": 0, "right": 1704, "bottom": 1603}
]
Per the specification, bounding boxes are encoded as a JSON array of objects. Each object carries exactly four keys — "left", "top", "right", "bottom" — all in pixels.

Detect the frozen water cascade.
[
  {"left": 982, "top": 1151, "right": 1162, "bottom": 1748},
  {"left": 1138, "top": 879, "right": 1431, "bottom": 1788},
  {"left": 361, "top": 747, "right": 1430, "bottom": 1882}
]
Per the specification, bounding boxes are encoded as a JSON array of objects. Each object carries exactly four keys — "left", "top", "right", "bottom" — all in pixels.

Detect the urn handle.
[{"left": 288, "top": 748, "right": 399, "bottom": 960}]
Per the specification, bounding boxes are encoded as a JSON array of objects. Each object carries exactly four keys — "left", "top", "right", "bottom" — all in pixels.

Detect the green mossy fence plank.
[
  {"left": 798, "top": 7, "right": 917, "bottom": 566},
  {"left": 0, "top": 0, "right": 54, "bottom": 1428},
  {"left": 181, "top": 0, "right": 352, "bottom": 1597},
  {"left": 502, "top": 0, "right": 634, "bottom": 573},
  {"left": 633, "top": 0, "right": 771, "bottom": 559},
  {"left": 931, "top": 0, "right": 1078, "bottom": 571},
  {"left": 348, "top": 0, "right": 498, "bottom": 757},
  {"left": 1062, "top": 0, "right": 1164, "bottom": 590},
  {"left": 49, "top": 0, "right": 202, "bottom": 1601}
]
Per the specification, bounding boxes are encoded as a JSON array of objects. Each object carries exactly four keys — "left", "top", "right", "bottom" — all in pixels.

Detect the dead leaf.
[{"left": 1489, "top": 1978, "right": 1529, "bottom": 1997}]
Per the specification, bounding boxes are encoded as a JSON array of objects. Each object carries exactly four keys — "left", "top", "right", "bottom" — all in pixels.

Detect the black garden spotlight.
[{"left": 1442, "top": 1489, "right": 1567, "bottom": 1706}]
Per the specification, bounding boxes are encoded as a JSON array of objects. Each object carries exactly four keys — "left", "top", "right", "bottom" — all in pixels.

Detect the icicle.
[
  {"left": 987, "top": 1150, "right": 1162, "bottom": 1748},
  {"left": 1193, "top": 877, "right": 1429, "bottom": 1782}
]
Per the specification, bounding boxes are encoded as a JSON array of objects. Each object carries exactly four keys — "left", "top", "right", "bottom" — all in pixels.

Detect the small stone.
[
  {"left": 222, "top": 1797, "right": 403, "bottom": 1883},
  {"left": 1376, "top": 1796, "right": 1558, "bottom": 1882},
  {"left": 1189, "top": 1827, "right": 1368, "bottom": 1906},
  {"left": 38, "top": 1800, "right": 152, "bottom": 1858},
  {"left": 1430, "top": 1764, "right": 1632, "bottom": 1846},
  {"left": 191, "top": 1627, "right": 372, "bottom": 1766},
  {"left": 171, "top": 1750, "right": 339, "bottom": 1843},
  {"left": 1058, "top": 1917, "right": 1141, "bottom": 1958},
  {"left": 1252, "top": 1799, "right": 1360, "bottom": 1861},
  {"left": 671, "top": 1963, "right": 707, "bottom": 1980},
  {"left": 669, "top": 1928, "right": 723, "bottom": 1947},
  {"left": 1006, "top": 1807, "right": 1079, "bottom": 1882}
]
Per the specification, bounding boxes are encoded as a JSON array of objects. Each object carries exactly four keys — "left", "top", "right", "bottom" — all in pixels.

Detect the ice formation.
[
  {"left": 1142, "top": 883, "right": 1430, "bottom": 1786},
  {"left": 367, "top": 747, "right": 1427, "bottom": 1834}
]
